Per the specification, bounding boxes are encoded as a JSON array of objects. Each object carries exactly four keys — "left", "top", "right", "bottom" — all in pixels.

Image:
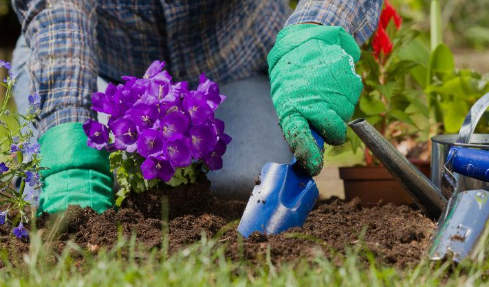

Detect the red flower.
[
  {"left": 371, "top": 0, "right": 402, "bottom": 59},
  {"left": 372, "top": 26, "right": 393, "bottom": 58},
  {"left": 380, "top": 0, "right": 402, "bottom": 29}
]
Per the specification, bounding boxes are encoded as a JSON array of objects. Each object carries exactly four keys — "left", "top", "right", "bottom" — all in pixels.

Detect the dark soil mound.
[{"left": 0, "top": 176, "right": 435, "bottom": 268}]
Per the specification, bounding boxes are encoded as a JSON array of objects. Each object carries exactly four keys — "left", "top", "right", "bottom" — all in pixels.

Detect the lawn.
[{"left": 1, "top": 228, "right": 489, "bottom": 287}]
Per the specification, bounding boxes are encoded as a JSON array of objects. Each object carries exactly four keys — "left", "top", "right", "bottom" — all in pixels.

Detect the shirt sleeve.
[
  {"left": 12, "top": 0, "right": 99, "bottom": 135},
  {"left": 286, "top": 0, "right": 384, "bottom": 45}
]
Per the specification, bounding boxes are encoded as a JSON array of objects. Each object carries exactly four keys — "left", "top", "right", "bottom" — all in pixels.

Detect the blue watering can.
[{"left": 237, "top": 129, "right": 324, "bottom": 238}]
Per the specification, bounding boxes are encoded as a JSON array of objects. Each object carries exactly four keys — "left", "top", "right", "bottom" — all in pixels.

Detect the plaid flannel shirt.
[{"left": 12, "top": 0, "right": 383, "bottom": 135}]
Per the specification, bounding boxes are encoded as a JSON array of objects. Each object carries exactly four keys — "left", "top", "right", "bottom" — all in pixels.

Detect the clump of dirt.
[{"left": 0, "top": 176, "right": 436, "bottom": 268}]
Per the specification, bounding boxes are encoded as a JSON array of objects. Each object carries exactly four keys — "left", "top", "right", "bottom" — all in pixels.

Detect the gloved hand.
[
  {"left": 268, "top": 24, "right": 363, "bottom": 176},
  {"left": 38, "top": 122, "right": 114, "bottom": 215}
]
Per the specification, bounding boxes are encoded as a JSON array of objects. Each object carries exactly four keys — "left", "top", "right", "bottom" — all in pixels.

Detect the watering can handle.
[
  {"left": 457, "top": 92, "right": 489, "bottom": 144},
  {"left": 449, "top": 147, "right": 489, "bottom": 182}
]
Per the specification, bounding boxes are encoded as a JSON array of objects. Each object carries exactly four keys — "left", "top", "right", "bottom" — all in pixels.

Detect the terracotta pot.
[{"left": 339, "top": 160, "right": 430, "bottom": 206}]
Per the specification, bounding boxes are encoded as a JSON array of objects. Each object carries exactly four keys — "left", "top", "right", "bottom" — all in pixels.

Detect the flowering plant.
[
  {"left": 0, "top": 60, "right": 42, "bottom": 239},
  {"left": 325, "top": 0, "right": 432, "bottom": 166},
  {"left": 83, "top": 60, "right": 231, "bottom": 204}
]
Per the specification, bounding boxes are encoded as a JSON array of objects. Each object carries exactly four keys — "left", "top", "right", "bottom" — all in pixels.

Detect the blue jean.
[{"left": 12, "top": 35, "right": 293, "bottom": 199}]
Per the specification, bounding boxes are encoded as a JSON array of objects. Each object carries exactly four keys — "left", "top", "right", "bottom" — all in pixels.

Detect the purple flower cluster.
[{"left": 83, "top": 61, "right": 231, "bottom": 182}]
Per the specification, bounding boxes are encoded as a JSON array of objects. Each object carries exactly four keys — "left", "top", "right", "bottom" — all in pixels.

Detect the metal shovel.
[{"left": 237, "top": 129, "right": 324, "bottom": 238}]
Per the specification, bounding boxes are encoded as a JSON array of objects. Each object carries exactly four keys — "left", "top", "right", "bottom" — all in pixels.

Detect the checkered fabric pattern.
[{"left": 12, "top": 0, "right": 382, "bottom": 135}]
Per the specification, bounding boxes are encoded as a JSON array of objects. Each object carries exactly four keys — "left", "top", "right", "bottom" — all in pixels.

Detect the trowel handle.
[
  {"left": 290, "top": 128, "right": 325, "bottom": 166},
  {"left": 449, "top": 147, "right": 489, "bottom": 182}
]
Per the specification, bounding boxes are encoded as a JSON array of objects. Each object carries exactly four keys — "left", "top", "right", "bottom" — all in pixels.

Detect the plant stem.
[
  {"left": 17, "top": 151, "right": 26, "bottom": 197},
  {"left": 430, "top": 0, "right": 443, "bottom": 51}
]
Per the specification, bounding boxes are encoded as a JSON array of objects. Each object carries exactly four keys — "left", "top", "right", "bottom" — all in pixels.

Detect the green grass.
[{"left": 1, "top": 230, "right": 489, "bottom": 287}]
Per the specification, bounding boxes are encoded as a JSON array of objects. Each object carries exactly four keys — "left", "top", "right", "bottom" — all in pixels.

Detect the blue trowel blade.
[
  {"left": 237, "top": 128, "right": 324, "bottom": 238},
  {"left": 237, "top": 161, "right": 319, "bottom": 238}
]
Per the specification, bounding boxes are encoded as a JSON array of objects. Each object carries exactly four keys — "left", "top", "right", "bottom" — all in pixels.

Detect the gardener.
[{"left": 11, "top": 0, "right": 383, "bottom": 214}]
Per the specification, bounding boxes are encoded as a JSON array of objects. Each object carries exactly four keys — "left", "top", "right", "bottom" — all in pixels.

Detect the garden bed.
[{"left": 0, "top": 176, "right": 435, "bottom": 269}]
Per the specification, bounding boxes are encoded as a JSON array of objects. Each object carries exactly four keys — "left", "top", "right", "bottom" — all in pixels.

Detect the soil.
[{"left": 0, "top": 175, "right": 436, "bottom": 269}]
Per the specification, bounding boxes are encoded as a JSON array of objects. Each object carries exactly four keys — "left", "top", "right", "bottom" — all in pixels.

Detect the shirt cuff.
[{"left": 285, "top": 0, "right": 383, "bottom": 45}]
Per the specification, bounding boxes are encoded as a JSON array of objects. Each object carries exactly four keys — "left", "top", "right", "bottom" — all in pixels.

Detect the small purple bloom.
[
  {"left": 128, "top": 104, "right": 159, "bottom": 129},
  {"left": 137, "top": 129, "right": 164, "bottom": 158},
  {"left": 25, "top": 171, "right": 40, "bottom": 187},
  {"left": 110, "top": 117, "right": 138, "bottom": 152},
  {"left": 24, "top": 143, "right": 40, "bottom": 154},
  {"left": 91, "top": 92, "right": 113, "bottom": 115},
  {"left": 148, "top": 81, "right": 170, "bottom": 102},
  {"left": 143, "top": 60, "right": 165, "bottom": 79},
  {"left": 0, "top": 211, "right": 7, "bottom": 225},
  {"left": 28, "top": 94, "right": 41, "bottom": 108},
  {"left": 0, "top": 162, "right": 8, "bottom": 173},
  {"left": 183, "top": 97, "right": 213, "bottom": 125},
  {"left": 140, "top": 156, "right": 175, "bottom": 182},
  {"left": 159, "top": 112, "right": 189, "bottom": 139},
  {"left": 10, "top": 144, "right": 20, "bottom": 153},
  {"left": 189, "top": 124, "right": 217, "bottom": 159},
  {"left": 0, "top": 60, "right": 11, "bottom": 70},
  {"left": 152, "top": 70, "right": 173, "bottom": 85},
  {"left": 203, "top": 139, "right": 227, "bottom": 171},
  {"left": 164, "top": 137, "right": 192, "bottom": 167},
  {"left": 83, "top": 120, "right": 110, "bottom": 150},
  {"left": 13, "top": 222, "right": 29, "bottom": 239},
  {"left": 197, "top": 73, "right": 222, "bottom": 104}
]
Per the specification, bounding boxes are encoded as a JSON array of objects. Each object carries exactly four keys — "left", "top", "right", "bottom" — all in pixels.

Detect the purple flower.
[
  {"left": 128, "top": 104, "right": 159, "bottom": 130},
  {"left": 137, "top": 129, "right": 163, "bottom": 158},
  {"left": 148, "top": 81, "right": 170, "bottom": 102},
  {"left": 25, "top": 171, "right": 40, "bottom": 187},
  {"left": 24, "top": 142, "right": 40, "bottom": 154},
  {"left": 183, "top": 97, "right": 213, "bottom": 125},
  {"left": 83, "top": 120, "right": 110, "bottom": 150},
  {"left": 189, "top": 124, "right": 217, "bottom": 159},
  {"left": 110, "top": 117, "right": 138, "bottom": 152},
  {"left": 0, "top": 162, "right": 8, "bottom": 173},
  {"left": 159, "top": 112, "right": 189, "bottom": 140},
  {"left": 204, "top": 139, "right": 227, "bottom": 171},
  {"left": 10, "top": 144, "right": 20, "bottom": 153},
  {"left": 164, "top": 137, "right": 192, "bottom": 167},
  {"left": 91, "top": 92, "right": 113, "bottom": 114},
  {"left": 28, "top": 94, "right": 41, "bottom": 108},
  {"left": 197, "top": 73, "right": 221, "bottom": 103},
  {"left": 13, "top": 222, "right": 29, "bottom": 239},
  {"left": 143, "top": 60, "right": 165, "bottom": 79},
  {"left": 0, "top": 60, "right": 11, "bottom": 70},
  {"left": 152, "top": 70, "right": 173, "bottom": 85},
  {"left": 0, "top": 211, "right": 7, "bottom": 225},
  {"left": 140, "top": 156, "right": 175, "bottom": 182}
]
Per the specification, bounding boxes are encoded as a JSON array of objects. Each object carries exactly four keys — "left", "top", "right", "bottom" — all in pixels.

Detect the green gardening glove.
[
  {"left": 268, "top": 24, "right": 363, "bottom": 176},
  {"left": 38, "top": 122, "right": 114, "bottom": 215}
]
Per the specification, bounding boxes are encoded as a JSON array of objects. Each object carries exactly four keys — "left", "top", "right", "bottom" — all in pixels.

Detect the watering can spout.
[{"left": 348, "top": 118, "right": 447, "bottom": 219}]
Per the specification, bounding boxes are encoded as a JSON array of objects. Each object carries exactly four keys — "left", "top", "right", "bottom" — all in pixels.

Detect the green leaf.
[
  {"left": 359, "top": 51, "right": 380, "bottom": 80},
  {"left": 346, "top": 128, "right": 361, "bottom": 154},
  {"left": 375, "top": 82, "right": 395, "bottom": 101},
  {"left": 167, "top": 163, "right": 199, "bottom": 187},
  {"left": 441, "top": 99, "right": 470, "bottom": 133},
  {"left": 387, "top": 60, "right": 419, "bottom": 81},
  {"left": 359, "top": 91, "right": 386, "bottom": 116},
  {"left": 389, "top": 110, "right": 415, "bottom": 125},
  {"left": 427, "top": 43, "right": 455, "bottom": 85}
]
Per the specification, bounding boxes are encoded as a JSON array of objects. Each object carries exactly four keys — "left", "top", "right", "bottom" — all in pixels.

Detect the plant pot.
[{"left": 339, "top": 160, "right": 430, "bottom": 206}]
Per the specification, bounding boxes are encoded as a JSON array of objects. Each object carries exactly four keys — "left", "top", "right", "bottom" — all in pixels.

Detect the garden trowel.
[{"left": 237, "top": 129, "right": 324, "bottom": 238}]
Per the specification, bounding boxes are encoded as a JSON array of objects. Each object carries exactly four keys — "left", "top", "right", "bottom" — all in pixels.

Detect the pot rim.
[{"left": 431, "top": 133, "right": 489, "bottom": 145}]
